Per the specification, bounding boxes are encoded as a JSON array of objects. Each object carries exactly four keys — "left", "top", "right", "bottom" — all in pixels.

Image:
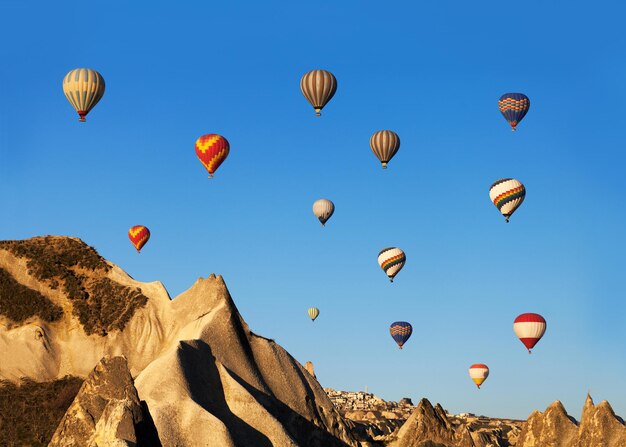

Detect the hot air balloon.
[
  {"left": 195, "top": 134, "right": 230, "bottom": 178},
  {"left": 300, "top": 70, "right": 337, "bottom": 116},
  {"left": 498, "top": 93, "right": 530, "bottom": 131},
  {"left": 390, "top": 321, "right": 412, "bottom": 349},
  {"left": 514, "top": 313, "right": 546, "bottom": 354},
  {"left": 308, "top": 307, "right": 320, "bottom": 322},
  {"left": 370, "top": 130, "right": 400, "bottom": 169},
  {"left": 63, "top": 68, "right": 105, "bottom": 122},
  {"left": 468, "top": 364, "right": 489, "bottom": 389},
  {"left": 378, "top": 247, "right": 406, "bottom": 282},
  {"left": 128, "top": 225, "right": 150, "bottom": 253},
  {"left": 312, "top": 199, "right": 335, "bottom": 226},
  {"left": 489, "top": 178, "right": 526, "bottom": 222}
]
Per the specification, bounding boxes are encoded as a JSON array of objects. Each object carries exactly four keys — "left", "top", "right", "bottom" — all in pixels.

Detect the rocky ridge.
[
  {"left": 517, "top": 394, "right": 626, "bottom": 447},
  {"left": 0, "top": 236, "right": 356, "bottom": 446}
]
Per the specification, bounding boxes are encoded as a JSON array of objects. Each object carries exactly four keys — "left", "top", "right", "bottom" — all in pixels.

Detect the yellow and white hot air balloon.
[
  {"left": 307, "top": 307, "right": 320, "bottom": 322},
  {"left": 468, "top": 364, "right": 489, "bottom": 389},
  {"left": 300, "top": 70, "right": 337, "bottom": 116},
  {"left": 312, "top": 199, "right": 335, "bottom": 226},
  {"left": 63, "top": 68, "right": 105, "bottom": 122},
  {"left": 370, "top": 130, "right": 400, "bottom": 169}
]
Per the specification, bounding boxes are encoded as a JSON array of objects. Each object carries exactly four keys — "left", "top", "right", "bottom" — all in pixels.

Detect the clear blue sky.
[{"left": 1, "top": 1, "right": 625, "bottom": 420}]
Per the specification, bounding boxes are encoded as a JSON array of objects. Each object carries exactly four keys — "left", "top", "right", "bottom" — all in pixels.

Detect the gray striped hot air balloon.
[
  {"left": 300, "top": 70, "right": 337, "bottom": 116},
  {"left": 489, "top": 178, "right": 526, "bottom": 222},
  {"left": 63, "top": 68, "right": 105, "bottom": 122},
  {"left": 312, "top": 199, "right": 335, "bottom": 226},
  {"left": 370, "top": 130, "right": 400, "bottom": 169},
  {"left": 307, "top": 307, "right": 320, "bottom": 322}
]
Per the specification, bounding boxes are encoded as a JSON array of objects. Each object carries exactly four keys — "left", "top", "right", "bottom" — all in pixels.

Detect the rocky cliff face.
[
  {"left": 517, "top": 394, "right": 626, "bottom": 447},
  {"left": 0, "top": 236, "right": 356, "bottom": 446}
]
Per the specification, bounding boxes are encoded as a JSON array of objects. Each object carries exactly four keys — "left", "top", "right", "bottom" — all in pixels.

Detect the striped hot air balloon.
[
  {"left": 390, "top": 321, "right": 412, "bottom": 349},
  {"left": 195, "top": 134, "right": 230, "bottom": 178},
  {"left": 307, "top": 307, "right": 320, "bottom": 322},
  {"left": 370, "top": 130, "right": 400, "bottom": 169},
  {"left": 514, "top": 313, "right": 546, "bottom": 354},
  {"left": 300, "top": 70, "right": 337, "bottom": 116},
  {"left": 128, "top": 225, "right": 150, "bottom": 253},
  {"left": 378, "top": 247, "right": 406, "bottom": 282},
  {"left": 468, "top": 364, "right": 489, "bottom": 389},
  {"left": 498, "top": 93, "right": 530, "bottom": 131},
  {"left": 312, "top": 199, "right": 335, "bottom": 226},
  {"left": 489, "top": 178, "right": 526, "bottom": 222},
  {"left": 63, "top": 68, "right": 105, "bottom": 122}
]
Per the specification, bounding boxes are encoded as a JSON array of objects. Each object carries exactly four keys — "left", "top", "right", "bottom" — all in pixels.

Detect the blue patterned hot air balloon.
[
  {"left": 498, "top": 93, "right": 530, "bottom": 131},
  {"left": 389, "top": 321, "right": 413, "bottom": 349}
]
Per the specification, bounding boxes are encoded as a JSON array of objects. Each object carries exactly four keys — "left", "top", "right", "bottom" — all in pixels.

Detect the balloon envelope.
[
  {"left": 489, "top": 178, "right": 526, "bottom": 222},
  {"left": 128, "top": 225, "right": 150, "bottom": 253},
  {"left": 300, "top": 70, "right": 337, "bottom": 116},
  {"left": 195, "top": 134, "right": 230, "bottom": 178},
  {"left": 370, "top": 130, "right": 400, "bottom": 169},
  {"left": 390, "top": 321, "right": 412, "bottom": 349},
  {"left": 312, "top": 199, "right": 335, "bottom": 226},
  {"left": 468, "top": 364, "right": 489, "bottom": 388},
  {"left": 378, "top": 247, "right": 406, "bottom": 282},
  {"left": 498, "top": 93, "right": 530, "bottom": 131},
  {"left": 307, "top": 307, "right": 320, "bottom": 321},
  {"left": 63, "top": 68, "right": 105, "bottom": 122},
  {"left": 514, "top": 313, "right": 546, "bottom": 353}
]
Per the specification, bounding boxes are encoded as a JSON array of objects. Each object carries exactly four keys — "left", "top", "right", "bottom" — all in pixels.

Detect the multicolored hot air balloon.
[
  {"left": 390, "top": 321, "right": 412, "bottom": 349},
  {"left": 300, "top": 70, "right": 337, "bottom": 116},
  {"left": 195, "top": 134, "right": 230, "bottom": 178},
  {"left": 312, "top": 199, "right": 335, "bottom": 226},
  {"left": 63, "top": 68, "right": 105, "bottom": 122},
  {"left": 308, "top": 307, "right": 320, "bottom": 322},
  {"left": 468, "top": 364, "right": 489, "bottom": 389},
  {"left": 514, "top": 313, "right": 546, "bottom": 354},
  {"left": 489, "top": 178, "right": 526, "bottom": 222},
  {"left": 128, "top": 225, "right": 150, "bottom": 253},
  {"left": 370, "top": 130, "right": 400, "bottom": 169},
  {"left": 498, "top": 93, "right": 530, "bottom": 131},
  {"left": 378, "top": 247, "right": 406, "bottom": 282}
]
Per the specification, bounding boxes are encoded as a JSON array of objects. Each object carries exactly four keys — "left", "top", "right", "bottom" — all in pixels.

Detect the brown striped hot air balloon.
[
  {"left": 300, "top": 70, "right": 337, "bottom": 116},
  {"left": 195, "top": 134, "right": 230, "bottom": 178},
  {"left": 370, "top": 130, "right": 400, "bottom": 169}
]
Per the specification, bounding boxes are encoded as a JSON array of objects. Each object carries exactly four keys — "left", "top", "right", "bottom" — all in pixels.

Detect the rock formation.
[
  {"left": 48, "top": 356, "right": 158, "bottom": 447},
  {"left": 392, "top": 398, "right": 522, "bottom": 447},
  {"left": 517, "top": 394, "right": 626, "bottom": 447},
  {"left": 0, "top": 236, "right": 356, "bottom": 446}
]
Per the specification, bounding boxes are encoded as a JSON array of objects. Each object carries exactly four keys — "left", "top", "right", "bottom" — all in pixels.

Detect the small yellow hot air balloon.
[
  {"left": 307, "top": 307, "right": 320, "bottom": 322},
  {"left": 63, "top": 68, "right": 105, "bottom": 122}
]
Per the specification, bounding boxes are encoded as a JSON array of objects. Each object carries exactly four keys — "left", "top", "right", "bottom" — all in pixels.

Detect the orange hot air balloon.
[
  {"left": 195, "top": 134, "right": 230, "bottom": 178},
  {"left": 128, "top": 225, "right": 150, "bottom": 253}
]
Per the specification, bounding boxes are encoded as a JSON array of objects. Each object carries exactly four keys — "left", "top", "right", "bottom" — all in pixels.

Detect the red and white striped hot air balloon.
[
  {"left": 513, "top": 313, "right": 546, "bottom": 354},
  {"left": 468, "top": 364, "right": 489, "bottom": 389}
]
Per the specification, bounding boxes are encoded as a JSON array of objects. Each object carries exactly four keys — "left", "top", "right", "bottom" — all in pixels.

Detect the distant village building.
[{"left": 324, "top": 388, "right": 415, "bottom": 419}]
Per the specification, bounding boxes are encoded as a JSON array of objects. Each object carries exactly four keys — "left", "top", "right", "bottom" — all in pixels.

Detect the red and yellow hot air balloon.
[
  {"left": 468, "top": 364, "right": 489, "bottom": 389},
  {"left": 514, "top": 313, "right": 546, "bottom": 354},
  {"left": 128, "top": 225, "right": 150, "bottom": 253},
  {"left": 195, "top": 134, "right": 230, "bottom": 178}
]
